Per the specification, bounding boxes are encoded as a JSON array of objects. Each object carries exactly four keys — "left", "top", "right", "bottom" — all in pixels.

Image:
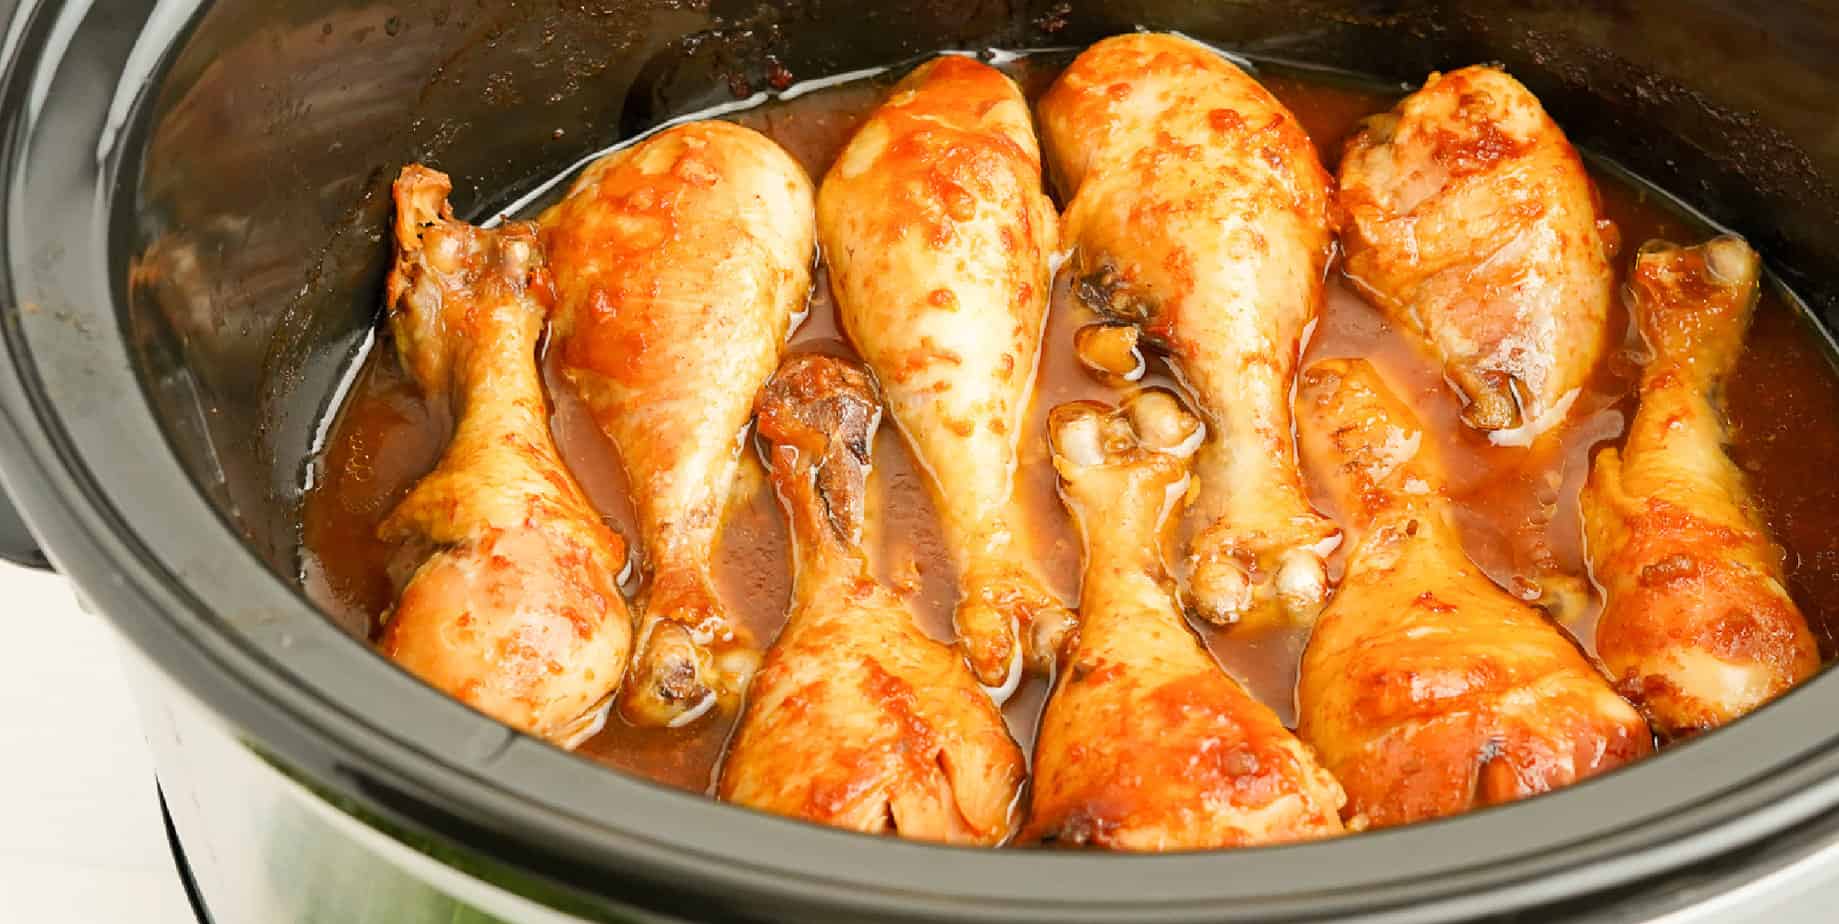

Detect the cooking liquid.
[{"left": 301, "top": 52, "right": 1839, "bottom": 796}]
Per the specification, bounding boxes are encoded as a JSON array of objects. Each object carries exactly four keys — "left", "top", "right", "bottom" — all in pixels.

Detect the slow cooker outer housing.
[{"left": 6, "top": 0, "right": 1839, "bottom": 921}]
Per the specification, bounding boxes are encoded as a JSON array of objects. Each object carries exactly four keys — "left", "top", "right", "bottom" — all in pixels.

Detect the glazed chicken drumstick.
[
  {"left": 1025, "top": 391, "right": 1346, "bottom": 849},
  {"left": 1296, "top": 359, "right": 1651, "bottom": 828},
  {"left": 1037, "top": 33, "right": 1340, "bottom": 627},
  {"left": 377, "top": 166, "right": 631, "bottom": 746},
  {"left": 1582, "top": 236, "right": 1819, "bottom": 736},
  {"left": 819, "top": 56, "right": 1072, "bottom": 692},
  {"left": 540, "top": 121, "right": 817, "bottom": 727},
  {"left": 718, "top": 354, "right": 1026, "bottom": 844},
  {"left": 1337, "top": 66, "right": 1616, "bottom": 442}
]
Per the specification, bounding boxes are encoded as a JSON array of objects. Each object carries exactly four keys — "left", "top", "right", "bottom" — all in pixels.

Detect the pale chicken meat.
[
  {"left": 718, "top": 354, "right": 1026, "bottom": 844},
  {"left": 377, "top": 166, "right": 631, "bottom": 746},
  {"left": 1582, "top": 236, "right": 1819, "bottom": 736},
  {"left": 1295, "top": 358, "right": 1651, "bottom": 828},
  {"left": 1025, "top": 391, "right": 1346, "bottom": 849},
  {"left": 1037, "top": 33, "right": 1340, "bottom": 627},
  {"left": 818, "top": 56, "right": 1073, "bottom": 692},
  {"left": 540, "top": 121, "right": 817, "bottom": 727},
  {"left": 1337, "top": 65, "right": 1616, "bottom": 441}
]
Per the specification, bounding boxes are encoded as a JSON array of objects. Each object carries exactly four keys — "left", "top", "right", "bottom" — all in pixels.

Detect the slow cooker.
[{"left": 7, "top": 0, "right": 1839, "bottom": 920}]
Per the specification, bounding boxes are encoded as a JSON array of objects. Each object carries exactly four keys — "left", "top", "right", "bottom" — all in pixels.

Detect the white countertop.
[{"left": 0, "top": 561, "right": 194, "bottom": 923}]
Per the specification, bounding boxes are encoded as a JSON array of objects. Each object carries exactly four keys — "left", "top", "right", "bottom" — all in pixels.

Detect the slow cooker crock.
[{"left": 6, "top": 1, "right": 1839, "bottom": 921}]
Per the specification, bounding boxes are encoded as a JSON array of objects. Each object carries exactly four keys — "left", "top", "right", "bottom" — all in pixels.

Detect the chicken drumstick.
[
  {"left": 1025, "top": 391, "right": 1346, "bottom": 849},
  {"left": 378, "top": 165, "right": 631, "bottom": 746},
  {"left": 1296, "top": 358, "right": 1651, "bottom": 828},
  {"left": 1337, "top": 66, "right": 1616, "bottom": 442},
  {"left": 541, "top": 121, "right": 817, "bottom": 727},
  {"left": 1583, "top": 236, "right": 1819, "bottom": 736},
  {"left": 819, "top": 56, "right": 1072, "bottom": 694},
  {"left": 718, "top": 354, "right": 1026, "bottom": 844}
]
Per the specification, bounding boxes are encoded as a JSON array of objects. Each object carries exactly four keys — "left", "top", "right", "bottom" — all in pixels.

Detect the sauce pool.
[{"left": 300, "top": 52, "right": 1839, "bottom": 795}]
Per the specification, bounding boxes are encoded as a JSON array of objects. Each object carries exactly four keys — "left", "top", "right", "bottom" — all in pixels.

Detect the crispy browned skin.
[
  {"left": 1025, "top": 391, "right": 1346, "bottom": 850},
  {"left": 540, "top": 121, "right": 816, "bottom": 727},
  {"left": 1583, "top": 236, "right": 1819, "bottom": 736},
  {"left": 377, "top": 166, "right": 631, "bottom": 746},
  {"left": 718, "top": 354, "right": 1026, "bottom": 844},
  {"left": 1296, "top": 358, "right": 1651, "bottom": 828},
  {"left": 1038, "top": 33, "right": 1340, "bottom": 628},
  {"left": 818, "top": 56, "right": 1072, "bottom": 694},
  {"left": 1338, "top": 66, "right": 1616, "bottom": 441}
]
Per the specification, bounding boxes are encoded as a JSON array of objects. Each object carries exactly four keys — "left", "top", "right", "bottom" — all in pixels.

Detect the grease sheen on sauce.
[{"left": 301, "top": 54, "right": 1839, "bottom": 795}]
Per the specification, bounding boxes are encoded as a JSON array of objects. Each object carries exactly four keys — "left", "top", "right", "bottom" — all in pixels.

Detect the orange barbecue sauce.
[{"left": 302, "top": 55, "right": 1839, "bottom": 795}]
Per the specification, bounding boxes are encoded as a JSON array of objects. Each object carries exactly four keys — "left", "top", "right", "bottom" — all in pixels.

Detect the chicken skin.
[
  {"left": 1296, "top": 358, "right": 1651, "bottom": 828},
  {"left": 718, "top": 354, "right": 1026, "bottom": 844},
  {"left": 540, "top": 121, "right": 817, "bottom": 727},
  {"left": 1337, "top": 66, "right": 1616, "bottom": 442},
  {"left": 377, "top": 166, "right": 630, "bottom": 746},
  {"left": 818, "top": 56, "right": 1072, "bottom": 693},
  {"left": 1037, "top": 33, "right": 1340, "bottom": 627},
  {"left": 1025, "top": 391, "right": 1346, "bottom": 850},
  {"left": 1582, "top": 236, "right": 1819, "bottom": 736}
]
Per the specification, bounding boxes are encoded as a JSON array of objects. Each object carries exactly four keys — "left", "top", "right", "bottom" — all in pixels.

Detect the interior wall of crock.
[{"left": 115, "top": 0, "right": 1839, "bottom": 614}]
